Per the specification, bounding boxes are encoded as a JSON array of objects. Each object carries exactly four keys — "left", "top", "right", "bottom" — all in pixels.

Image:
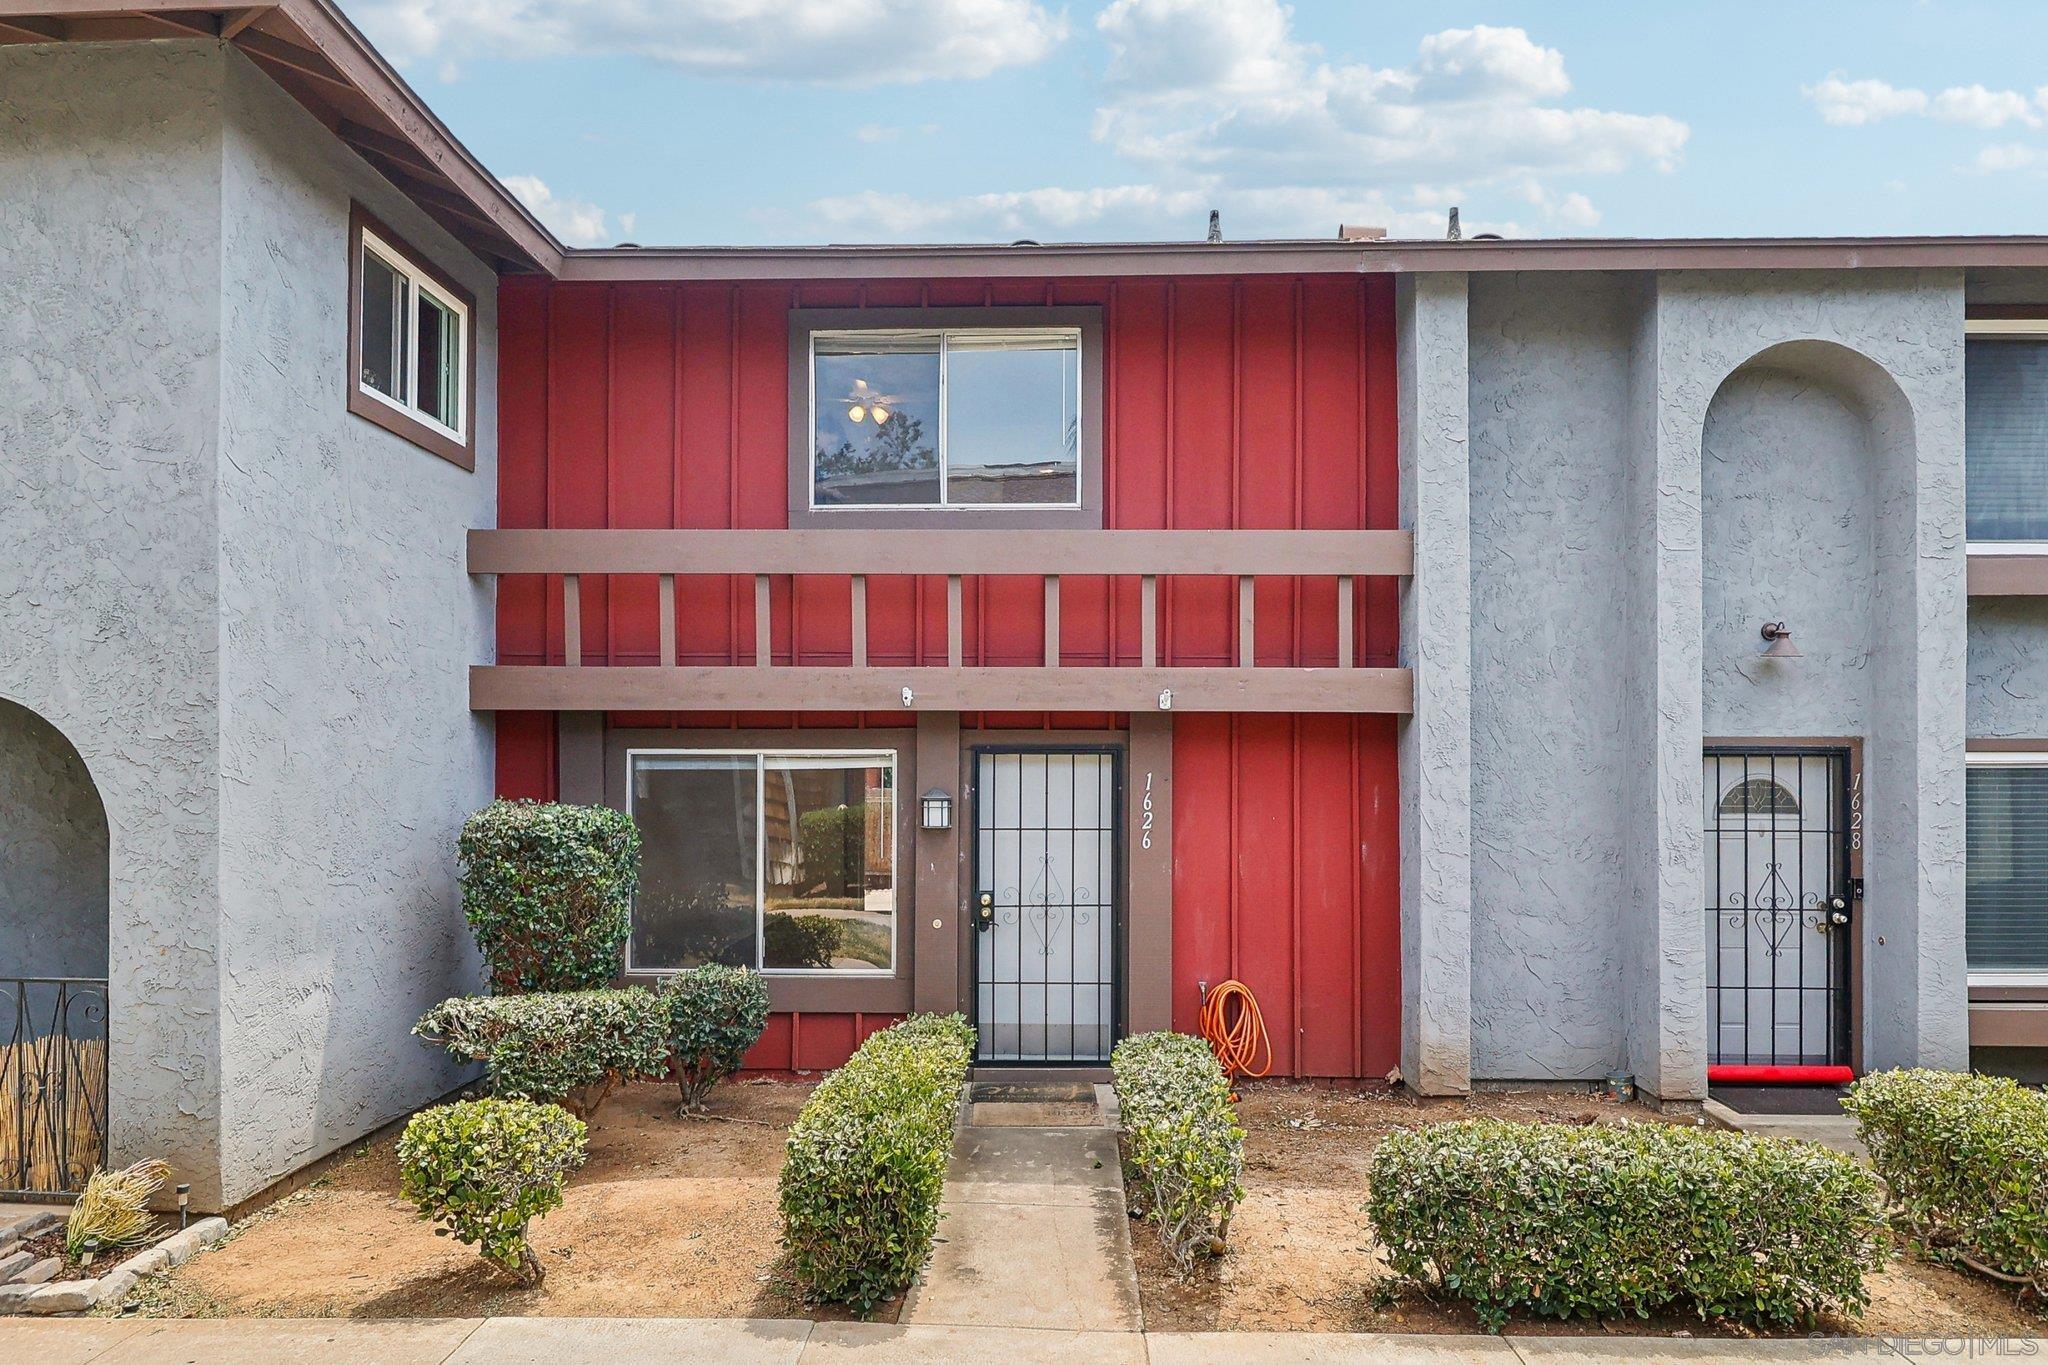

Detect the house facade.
[{"left": 4, "top": 0, "right": 2048, "bottom": 1211}]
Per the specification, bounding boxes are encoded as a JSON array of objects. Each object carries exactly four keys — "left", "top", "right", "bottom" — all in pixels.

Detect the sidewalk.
[{"left": 2, "top": 1317, "right": 2038, "bottom": 1363}]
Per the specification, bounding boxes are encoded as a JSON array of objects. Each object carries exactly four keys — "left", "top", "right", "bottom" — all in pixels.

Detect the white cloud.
[
  {"left": 1803, "top": 74, "right": 1928, "bottom": 126},
  {"left": 504, "top": 175, "right": 621, "bottom": 246},
  {"left": 1804, "top": 72, "right": 2041, "bottom": 129},
  {"left": 355, "top": 0, "right": 1065, "bottom": 85},
  {"left": 812, "top": 7, "right": 1679, "bottom": 241},
  {"left": 1932, "top": 84, "right": 2040, "bottom": 129},
  {"left": 1975, "top": 143, "right": 2044, "bottom": 173}
]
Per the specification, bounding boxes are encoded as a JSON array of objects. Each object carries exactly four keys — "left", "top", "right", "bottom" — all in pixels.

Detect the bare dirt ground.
[
  {"left": 122, "top": 1079, "right": 887, "bottom": 1322},
  {"left": 1131, "top": 1082, "right": 2044, "bottom": 1339}
]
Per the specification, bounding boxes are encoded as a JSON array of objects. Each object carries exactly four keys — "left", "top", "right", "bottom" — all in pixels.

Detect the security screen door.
[
  {"left": 1703, "top": 748, "right": 1854, "bottom": 1067},
  {"left": 972, "top": 748, "right": 1120, "bottom": 1064}
]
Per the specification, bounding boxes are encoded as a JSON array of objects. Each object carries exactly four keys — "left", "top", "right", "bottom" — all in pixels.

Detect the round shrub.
[
  {"left": 459, "top": 800, "right": 641, "bottom": 993},
  {"left": 1368, "top": 1118, "right": 1887, "bottom": 1331},
  {"left": 779, "top": 1013, "right": 975, "bottom": 1312},
  {"left": 1846, "top": 1067, "right": 2048, "bottom": 1295},
  {"left": 660, "top": 964, "right": 771, "bottom": 1113},
  {"left": 398, "top": 1098, "right": 586, "bottom": 1285},
  {"left": 415, "top": 989, "right": 669, "bottom": 1119},
  {"left": 764, "top": 912, "right": 843, "bottom": 968},
  {"left": 1112, "top": 1032, "right": 1245, "bottom": 1275}
]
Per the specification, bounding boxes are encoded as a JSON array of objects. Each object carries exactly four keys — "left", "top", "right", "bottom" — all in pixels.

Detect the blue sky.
[{"left": 346, "top": 0, "right": 2048, "bottom": 246}]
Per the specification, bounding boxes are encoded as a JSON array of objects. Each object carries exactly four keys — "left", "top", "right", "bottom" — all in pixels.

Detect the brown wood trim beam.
[
  {"left": 0, "top": 14, "right": 63, "bottom": 37},
  {"left": 220, "top": 4, "right": 265, "bottom": 38},
  {"left": 470, "top": 664, "right": 1414, "bottom": 715},
  {"left": 130, "top": 10, "right": 220, "bottom": 36},
  {"left": 468, "top": 528, "right": 1416, "bottom": 579},
  {"left": 234, "top": 27, "right": 353, "bottom": 91},
  {"left": 337, "top": 119, "right": 460, "bottom": 185},
  {"left": 1970, "top": 1000, "right": 2048, "bottom": 1048},
  {"left": 1968, "top": 552, "right": 2048, "bottom": 596}
]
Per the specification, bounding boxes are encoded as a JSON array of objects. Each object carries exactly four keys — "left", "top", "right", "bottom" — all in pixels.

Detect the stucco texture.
[
  {"left": 0, "top": 700, "right": 110, "bottom": 980},
  {"left": 0, "top": 41, "right": 496, "bottom": 1207}
]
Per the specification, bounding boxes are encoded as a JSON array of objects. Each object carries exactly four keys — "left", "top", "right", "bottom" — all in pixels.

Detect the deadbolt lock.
[{"left": 975, "top": 891, "right": 995, "bottom": 931}]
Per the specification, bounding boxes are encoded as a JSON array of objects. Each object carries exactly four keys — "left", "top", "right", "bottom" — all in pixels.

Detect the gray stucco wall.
[
  {"left": 0, "top": 40, "right": 229, "bottom": 1203},
  {"left": 212, "top": 57, "right": 495, "bottom": 1205},
  {"left": 1969, "top": 599, "right": 2048, "bottom": 738},
  {"left": 0, "top": 41, "right": 495, "bottom": 1207},
  {"left": 1454, "top": 267, "right": 1969, "bottom": 1091},
  {"left": 0, "top": 700, "right": 111, "bottom": 980},
  {"left": 1466, "top": 272, "right": 1636, "bottom": 1078}
]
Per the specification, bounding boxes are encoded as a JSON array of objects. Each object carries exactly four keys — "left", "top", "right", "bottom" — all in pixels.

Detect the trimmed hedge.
[
  {"left": 459, "top": 800, "right": 641, "bottom": 993},
  {"left": 398, "top": 1098, "right": 586, "bottom": 1285},
  {"left": 415, "top": 989, "right": 669, "bottom": 1118},
  {"left": 765, "top": 912, "right": 844, "bottom": 969},
  {"left": 1112, "top": 1031, "right": 1244, "bottom": 1275},
  {"left": 661, "top": 964, "right": 771, "bottom": 1113},
  {"left": 1846, "top": 1067, "right": 2048, "bottom": 1294},
  {"left": 778, "top": 1013, "right": 975, "bottom": 1312},
  {"left": 1368, "top": 1119, "right": 1887, "bottom": 1331}
]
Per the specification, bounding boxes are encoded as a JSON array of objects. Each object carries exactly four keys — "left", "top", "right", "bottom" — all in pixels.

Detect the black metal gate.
[
  {"left": 0, "top": 978, "right": 108, "bottom": 1197},
  {"left": 1704, "top": 749, "right": 1854, "bottom": 1068},
  {"left": 969, "top": 747, "right": 1122, "bottom": 1064}
]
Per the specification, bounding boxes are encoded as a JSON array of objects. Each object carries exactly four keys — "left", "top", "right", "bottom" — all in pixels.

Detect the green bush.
[
  {"left": 1368, "top": 1119, "right": 1887, "bottom": 1331},
  {"left": 459, "top": 800, "right": 641, "bottom": 993},
  {"left": 1112, "top": 1032, "right": 1245, "bottom": 1275},
  {"left": 764, "top": 912, "right": 843, "bottom": 968},
  {"left": 778, "top": 1013, "right": 975, "bottom": 1312},
  {"left": 1846, "top": 1068, "right": 2048, "bottom": 1294},
  {"left": 398, "top": 1098, "right": 586, "bottom": 1285},
  {"left": 415, "top": 989, "right": 668, "bottom": 1118},
  {"left": 661, "top": 964, "right": 771, "bottom": 1113}
]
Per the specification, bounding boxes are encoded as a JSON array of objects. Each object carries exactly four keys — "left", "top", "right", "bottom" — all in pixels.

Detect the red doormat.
[{"left": 1707, "top": 1064, "right": 1855, "bottom": 1086}]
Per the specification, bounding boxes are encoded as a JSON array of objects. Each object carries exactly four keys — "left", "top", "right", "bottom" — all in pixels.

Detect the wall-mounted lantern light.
[
  {"left": 1760, "top": 621, "right": 1802, "bottom": 660},
  {"left": 920, "top": 788, "right": 953, "bottom": 831}
]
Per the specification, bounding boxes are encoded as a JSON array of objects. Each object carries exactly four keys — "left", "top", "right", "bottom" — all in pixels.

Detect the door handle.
[{"left": 975, "top": 892, "right": 995, "bottom": 932}]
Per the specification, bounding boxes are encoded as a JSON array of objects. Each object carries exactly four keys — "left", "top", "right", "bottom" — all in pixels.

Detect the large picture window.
[
  {"left": 1966, "top": 319, "right": 2048, "bottom": 544},
  {"left": 810, "top": 328, "right": 1081, "bottom": 509},
  {"left": 347, "top": 204, "right": 474, "bottom": 470},
  {"left": 627, "top": 750, "right": 895, "bottom": 975},
  {"left": 1966, "top": 752, "right": 2048, "bottom": 979}
]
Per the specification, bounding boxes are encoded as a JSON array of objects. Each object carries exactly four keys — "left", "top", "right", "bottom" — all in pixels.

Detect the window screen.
[
  {"left": 1966, "top": 338, "right": 2048, "bottom": 542},
  {"left": 1966, "top": 760, "right": 2048, "bottom": 971}
]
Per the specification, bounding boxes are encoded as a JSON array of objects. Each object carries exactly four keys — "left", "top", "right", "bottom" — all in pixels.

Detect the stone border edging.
[{"left": 0, "top": 1212, "right": 229, "bottom": 1315}]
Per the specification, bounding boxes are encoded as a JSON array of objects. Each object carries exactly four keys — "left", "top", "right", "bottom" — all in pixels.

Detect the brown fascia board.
[{"left": 556, "top": 233, "right": 2048, "bottom": 282}]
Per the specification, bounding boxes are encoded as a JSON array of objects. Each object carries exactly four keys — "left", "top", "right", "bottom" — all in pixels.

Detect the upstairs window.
[
  {"left": 790, "top": 307, "right": 1102, "bottom": 528},
  {"left": 348, "top": 205, "right": 474, "bottom": 470},
  {"left": 1966, "top": 317, "right": 2048, "bottom": 543},
  {"left": 1967, "top": 752, "right": 2048, "bottom": 979}
]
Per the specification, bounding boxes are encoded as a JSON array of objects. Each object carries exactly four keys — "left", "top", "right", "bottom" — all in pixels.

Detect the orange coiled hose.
[{"left": 1198, "top": 979, "right": 1272, "bottom": 1085}]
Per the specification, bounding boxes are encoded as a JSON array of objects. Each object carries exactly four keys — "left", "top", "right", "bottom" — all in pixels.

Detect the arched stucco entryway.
[{"left": 0, "top": 696, "right": 110, "bottom": 1193}]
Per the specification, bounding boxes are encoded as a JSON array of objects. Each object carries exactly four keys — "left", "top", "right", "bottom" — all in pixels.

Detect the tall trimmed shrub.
[
  {"left": 661, "top": 964, "right": 771, "bottom": 1113},
  {"left": 459, "top": 800, "right": 640, "bottom": 993},
  {"left": 416, "top": 989, "right": 669, "bottom": 1118},
  {"left": 1112, "top": 1031, "right": 1245, "bottom": 1274},
  {"left": 1846, "top": 1068, "right": 2048, "bottom": 1295},
  {"left": 778, "top": 1013, "right": 975, "bottom": 1312},
  {"left": 398, "top": 1099, "right": 586, "bottom": 1285},
  {"left": 1368, "top": 1119, "right": 1887, "bottom": 1331}
]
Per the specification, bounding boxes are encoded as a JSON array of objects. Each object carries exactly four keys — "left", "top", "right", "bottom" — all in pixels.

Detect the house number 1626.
[{"left": 1140, "top": 772, "right": 1155, "bottom": 851}]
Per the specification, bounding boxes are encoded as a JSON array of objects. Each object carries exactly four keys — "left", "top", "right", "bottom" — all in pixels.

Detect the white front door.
[
  {"left": 1703, "top": 749, "right": 1853, "bottom": 1067},
  {"left": 973, "top": 749, "right": 1118, "bottom": 1063}
]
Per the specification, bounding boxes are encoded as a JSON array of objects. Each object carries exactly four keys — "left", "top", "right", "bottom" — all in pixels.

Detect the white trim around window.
[
  {"left": 356, "top": 227, "right": 470, "bottom": 445},
  {"left": 1967, "top": 317, "right": 2048, "bottom": 339},
  {"left": 1966, "top": 748, "right": 2048, "bottom": 985},
  {"left": 624, "top": 747, "right": 898, "bottom": 978}
]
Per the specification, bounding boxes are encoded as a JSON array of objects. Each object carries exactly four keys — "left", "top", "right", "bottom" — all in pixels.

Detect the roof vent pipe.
[
  {"left": 1446, "top": 207, "right": 1462, "bottom": 241},
  {"left": 1207, "top": 209, "right": 1222, "bottom": 243}
]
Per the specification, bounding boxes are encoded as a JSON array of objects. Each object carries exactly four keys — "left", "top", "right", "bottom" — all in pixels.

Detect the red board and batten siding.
[{"left": 493, "top": 274, "right": 1402, "bottom": 1078}]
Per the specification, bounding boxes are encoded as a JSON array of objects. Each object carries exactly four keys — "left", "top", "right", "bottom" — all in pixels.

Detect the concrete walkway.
[
  {"left": 899, "top": 1083, "right": 1141, "bottom": 1332},
  {"left": 3, "top": 1318, "right": 2039, "bottom": 1363}
]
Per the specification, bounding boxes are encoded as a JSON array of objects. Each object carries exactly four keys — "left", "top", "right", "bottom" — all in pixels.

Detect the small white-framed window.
[
  {"left": 625, "top": 749, "right": 897, "bottom": 976},
  {"left": 1965, "top": 316, "right": 2048, "bottom": 546},
  {"left": 1966, "top": 749, "right": 2048, "bottom": 983},
  {"left": 809, "top": 328, "right": 1081, "bottom": 510},
  {"left": 348, "top": 204, "right": 473, "bottom": 469}
]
